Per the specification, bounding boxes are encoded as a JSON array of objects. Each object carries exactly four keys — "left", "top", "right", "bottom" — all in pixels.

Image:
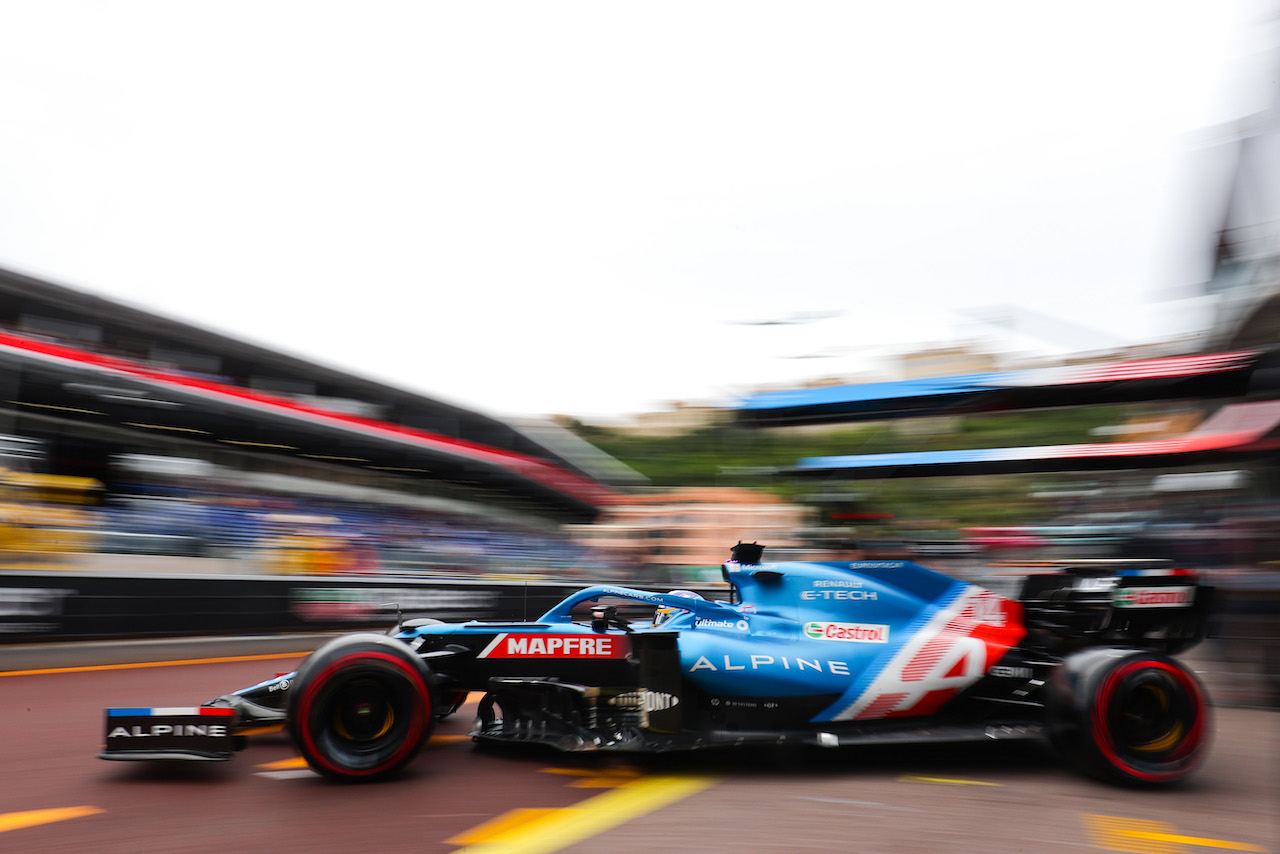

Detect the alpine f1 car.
[{"left": 100, "top": 543, "right": 1214, "bottom": 786}]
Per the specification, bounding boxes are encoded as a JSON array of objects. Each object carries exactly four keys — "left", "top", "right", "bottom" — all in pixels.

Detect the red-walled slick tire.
[
  {"left": 288, "top": 633, "right": 434, "bottom": 782},
  {"left": 1047, "top": 648, "right": 1210, "bottom": 787}
]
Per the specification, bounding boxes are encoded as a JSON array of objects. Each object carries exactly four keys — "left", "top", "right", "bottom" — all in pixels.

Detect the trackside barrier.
[{"left": 0, "top": 571, "right": 592, "bottom": 640}]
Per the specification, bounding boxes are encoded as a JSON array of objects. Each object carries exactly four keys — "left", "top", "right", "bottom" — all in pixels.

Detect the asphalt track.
[{"left": 0, "top": 638, "right": 1276, "bottom": 854}]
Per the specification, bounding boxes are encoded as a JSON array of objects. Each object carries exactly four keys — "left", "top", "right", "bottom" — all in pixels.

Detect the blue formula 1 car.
[{"left": 99, "top": 543, "right": 1214, "bottom": 787}]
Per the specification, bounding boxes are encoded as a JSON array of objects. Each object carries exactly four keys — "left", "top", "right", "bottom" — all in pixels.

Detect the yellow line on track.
[
  {"left": 1124, "top": 830, "right": 1265, "bottom": 852},
  {"left": 0, "top": 651, "right": 311, "bottom": 678},
  {"left": 1081, "top": 814, "right": 1266, "bottom": 853},
  {"left": 1083, "top": 813, "right": 1181, "bottom": 853},
  {"left": 566, "top": 778, "right": 641, "bottom": 789},
  {"left": 448, "top": 774, "right": 718, "bottom": 854},
  {"left": 539, "top": 767, "right": 640, "bottom": 778},
  {"left": 0, "top": 806, "right": 103, "bottom": 833},
  {"left": 540, "top": 766, "right": 644, "bottom": 789},
  {"left": 449, "top": 809, "right": 564, "bottom": 845},
  {"left": 257, "top": 757, "right": 309, "bottom": 770},
  {"left": 898, "top": 775, "right": 1002, "bottom": 786}
]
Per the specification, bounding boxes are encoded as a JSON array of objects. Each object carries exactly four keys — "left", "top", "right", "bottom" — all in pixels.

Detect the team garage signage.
[
  {"left": 0, "top": 585, "right": 75, "bottom": 635},
  {"left": 289, "top": 586, "right": 498, "bottom": 623}
]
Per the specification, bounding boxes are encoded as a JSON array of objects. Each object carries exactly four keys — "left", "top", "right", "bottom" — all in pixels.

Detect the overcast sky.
[{"left": 0, "top": 1, "right": 1273, "bottom": 422}]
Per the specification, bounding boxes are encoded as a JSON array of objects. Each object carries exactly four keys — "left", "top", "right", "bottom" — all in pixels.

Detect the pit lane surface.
[{"left": 1, "top": 641, "right": 1275, "bottom": 854}]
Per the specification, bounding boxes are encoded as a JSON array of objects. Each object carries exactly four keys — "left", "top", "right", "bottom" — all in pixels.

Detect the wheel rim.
[
  {"left": 1112, "top": 676, "right": 1184, "bottom": 753},
  {"left": 1092, "top": 658, "right": 1206, "bottom": 782},
  {"left": 331, "top": 678, "right": 397, "bottom": 743}
]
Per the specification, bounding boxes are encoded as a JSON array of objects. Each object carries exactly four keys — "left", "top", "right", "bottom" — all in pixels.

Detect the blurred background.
[{"left": 0, "top": 2, "right": 1277, "bottom": 711}]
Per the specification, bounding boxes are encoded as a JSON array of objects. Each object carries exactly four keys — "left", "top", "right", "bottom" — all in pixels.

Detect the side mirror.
[{"left": 591, "top": 604, "right": 619, "bottom": 632}]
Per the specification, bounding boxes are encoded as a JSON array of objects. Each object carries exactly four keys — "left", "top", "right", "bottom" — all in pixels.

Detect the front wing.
[{"left": 100, "top": 706, "right": 241, "bottom": 761}]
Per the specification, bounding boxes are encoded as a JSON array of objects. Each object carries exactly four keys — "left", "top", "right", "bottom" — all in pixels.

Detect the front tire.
[
  {"left": 1047, "top": 648, "right": 1210, "bottom": 786},
  {"left": 288, "top": 633, "right": 434, "bottom": 781}
]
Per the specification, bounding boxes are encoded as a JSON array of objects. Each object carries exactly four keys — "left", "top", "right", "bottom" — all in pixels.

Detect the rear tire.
[
  {"left": 288, "top": 633, "right": 434, "bottom": 781},
  {"left": 1047, "top": 648, "right": 1210, "bottom": 786}
]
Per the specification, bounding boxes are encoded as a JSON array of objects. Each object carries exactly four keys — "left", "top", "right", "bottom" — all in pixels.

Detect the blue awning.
[{"left": 737, "top": 351, "right": 1263, "bottom": 427}]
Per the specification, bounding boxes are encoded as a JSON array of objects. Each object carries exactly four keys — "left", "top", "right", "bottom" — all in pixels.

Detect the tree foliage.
[{"left": 575, "top": 405, "right": 1137, "bottom": 527}]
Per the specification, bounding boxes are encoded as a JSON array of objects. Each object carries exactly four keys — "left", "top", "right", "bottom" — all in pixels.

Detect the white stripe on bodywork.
[
  {"left": 476, "top": 634, "right": 509, "bottom": 659},
  {"left": 827, "top": 587, "right": 986, "bottom": 721}
]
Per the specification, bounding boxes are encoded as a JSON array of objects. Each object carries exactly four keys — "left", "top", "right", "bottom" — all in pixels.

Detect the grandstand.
[{"left": 0, "top": 266, "right": 629, "bottom": 530}]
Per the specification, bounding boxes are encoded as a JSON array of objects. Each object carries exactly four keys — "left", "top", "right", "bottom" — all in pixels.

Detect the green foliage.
[{"left": 578, "top": 406, "right": 1137, "bottom": 527}]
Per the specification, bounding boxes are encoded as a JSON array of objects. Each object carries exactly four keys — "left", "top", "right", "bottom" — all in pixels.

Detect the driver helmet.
[{"left": 652, "top": 589, "right": 703, "bottom": 627}]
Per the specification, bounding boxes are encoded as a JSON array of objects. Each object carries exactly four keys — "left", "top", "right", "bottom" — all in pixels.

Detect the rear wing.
[{"left": 1015, "top": 560, "right": 1213, "bottom": 654}]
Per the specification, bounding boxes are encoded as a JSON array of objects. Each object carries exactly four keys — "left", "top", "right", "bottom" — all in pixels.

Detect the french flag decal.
[{"left": 107, "top": 707, "right": 235, "bottom": 717}]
